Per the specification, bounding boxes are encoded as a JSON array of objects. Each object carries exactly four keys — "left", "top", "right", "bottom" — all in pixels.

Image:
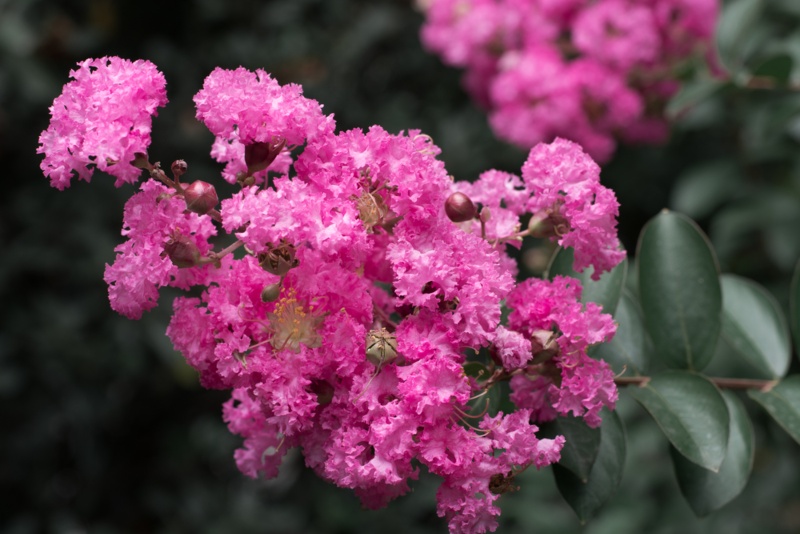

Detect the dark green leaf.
[
  {"left": 753, "top": 54, "right": 794, "bottom": 85},
  {"left": 539, "top": 416, "right": 601, "bottom": 482},
  {"left": 670, "top": 160, "right": 742, "bottom": 219},
  {"left": 720, "top": 274, "right": 791, "bottom": 378},
  {"left": 546, "top": 246, "right": 628, "bottom": 316},
  {"left": 671, "top": 391, "right": 754, "bottom": 516},
  {"left": 666, "top": 77, "right": 727, "bottom": 121},
  {"left": 593, "top": 291, "right": 651, "bottom": 376},
  {"left": 553, "top": 410, "right": 626, "bottom": 523},
  {"left": 716, "top": 0, "right": 764, "bottom": 78},
  {"left": 748, "top": 376, "right": 800, "bottom": 445},
  {"left": 628, "top": 371, "right": 729, "bottom": 472},
  {"left": 637, "top": 210, "right": 722, "bottom": 371}
]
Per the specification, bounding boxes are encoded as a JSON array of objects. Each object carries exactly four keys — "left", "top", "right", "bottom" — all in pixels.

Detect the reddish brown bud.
[
  {"left": 445, "top": 192, "right": 477, "bottom": 223},
  {"left": 183, "top": 180, "right": 219, "bottom": 215},
  {"left": 171, "top": 159, "right": 188, "bottom": 178},
  {"left": 245, "top": 136, "right": 287, "bottom": 175},
  {"left": 163, "top": 233, "right": 201, "bottom": 268}
]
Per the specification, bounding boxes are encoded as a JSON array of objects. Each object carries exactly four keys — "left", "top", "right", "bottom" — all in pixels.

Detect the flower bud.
[
  {"left": 258, "top": 241, "right": 299, "bottom": 277},
  {"left": 489, "top": 472, "right": 518, "bottom": 495},
  {"left": 183, "top": 180, "right": 219, "bottom": 215},
  {"left": 445, "top": 192, "right": 477, "bottom": 223},
  {"left": 261, "top": 281, "right": 282, "bottom": 302},
  {"left": 479, "top": 206, "right": 491, "bottom": 223},
  {"left": 365, "top": 328, "right": 399, "bottom": 367},
  {"left": 245, "top": 136, "right": 286, "bottom": 175},
  {"left": 171, "top": 159, "right": 188, "bottom": 178},
  {"left": 163, "top": 233, "right": 201, "bottom": 268}
]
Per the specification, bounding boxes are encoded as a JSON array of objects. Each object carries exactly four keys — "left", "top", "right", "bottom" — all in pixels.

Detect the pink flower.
[
  {"left": 573, "top": 0, "right": 661, "bottom": 72},
  {"left": 38, "top": 57, "right": 167, "bottom": 190},
  {"left": 522, "top": 138, "right": 625, "bottom": 278},
  {"left": 193, "top": 67, "right": 335, "bottom": 183},
  {"left": 506, "top": 276, "right": 618, "bottom": 426},
  {"left": 104, "top": 180, "right": 217, "bottom": 319}
]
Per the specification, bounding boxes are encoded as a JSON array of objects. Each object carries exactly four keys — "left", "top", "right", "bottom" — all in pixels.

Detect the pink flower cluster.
[
  {"left": 38, "top": 57, "right": 167, "bottom": 189},
  {"left": 419, "top": 0, "right": 718, "bottom": 162},
  {"left": 40, "top": 57, "right": 625, "bottom": 534}
]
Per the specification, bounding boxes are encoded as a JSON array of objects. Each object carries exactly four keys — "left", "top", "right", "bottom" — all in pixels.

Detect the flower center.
[{"left": 266, "top": 288, "right": 324, "bottom": 352}]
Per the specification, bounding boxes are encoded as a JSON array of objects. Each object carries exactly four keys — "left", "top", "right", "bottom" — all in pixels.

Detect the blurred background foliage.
[{"left": 2, "top": 0, "right": 800, "bottom": 532}]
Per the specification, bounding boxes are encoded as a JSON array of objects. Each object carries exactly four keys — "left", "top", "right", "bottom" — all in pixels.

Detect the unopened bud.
[
  {"left": 261, "top": 281, "right": 282, "bottom": 302},
  {"left": 171, "top": 159, "right": 188, "bottom": 178},
  {"left": 479, "top": 206, "right": 491, "bottom": 223},
  {"left": 163, "top": 233, "right": 201, "bottom": 268},
  {"left": 258, "top": 241, "right": 299, "bottom": 277},
  {"left": 365, "top": 328, "right": 399, "bottom": 367},
  {"left": 245, "top": 136, "right": 287, "bottom": 175},
  {"left": 528, "top": 204, "right": 570, "bottom": 238},
  {"left": 183, "top": 180, "right": 219, "bottom": 215},
  {"left": 445, "top": 192, "right": 477, "bottom": 223}
]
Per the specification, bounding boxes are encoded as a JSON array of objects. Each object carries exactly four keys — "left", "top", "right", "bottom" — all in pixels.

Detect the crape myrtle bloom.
[
  {"left": 418, "top": 0, "right": 719, "bottom": 162},
  {"left": 41, "top": 60, "right": 627, "bottom": 534},
  {"left": 523, "top": 138, "right": 625, "bottom": 278},
  {"left": 38, "top": 57, "right": 167, "bottom": 189},
  {"left": 104, "top": 179, "right": 219, "bottom": 319},
  {"left": 449, "top": 138, "right": 623, "bottom": 280},
  {"left": 506, "top": 276, "right": 618, "bottom": 427}
]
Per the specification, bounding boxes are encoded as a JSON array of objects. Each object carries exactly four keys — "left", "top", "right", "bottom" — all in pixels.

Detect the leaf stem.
[{"left": 615, "top": 376, "right": 778, "bottom": 391}]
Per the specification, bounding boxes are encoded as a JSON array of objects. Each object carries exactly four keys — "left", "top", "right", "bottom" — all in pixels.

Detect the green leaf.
[
  {"left": 716, "top": 0, "right": 764, "bottom": 78},
  {"left": 670, "top": 160, "right": 742, "bottom": 219},
  {"left": 791, "top": 260, "right": 800, "bottom": 359},
  {"left": 671, "top": 391, "right": 754, "bottom": 517},
  {"left": 593, "top": 291, "right": 651, "bottom": 376},
  {"left": 637, "top": 210, "right": 722, "bottom": 371},
  {"left": 539, "top": 416, "right": 601, "bottom": 482},
  {"left": 546, "top": 246, "right": 628, "bottom": 316},
  {"left": 628, "top": 371, "right": 729, "bottom": 472},
  {"left": 748, "top": 376, "right": 800, "bottom": 445},
  {"left": 666, "top": 77, "right": 727, "bottom": 121},
  {"left": 720, "top": 274, "right": 791, "bottom": 378},
  {"left": 553, "top": 410, "right": 626, "bottom": 523}
]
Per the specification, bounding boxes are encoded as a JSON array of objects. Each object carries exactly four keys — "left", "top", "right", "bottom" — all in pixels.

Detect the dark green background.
[{"left": 2, "top": 0, "right": 799, "bottom": 532}]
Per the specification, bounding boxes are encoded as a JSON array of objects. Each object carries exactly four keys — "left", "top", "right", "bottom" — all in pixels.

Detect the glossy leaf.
[
  {"left": 629, "top": 371, "right": 729, "bottom": 472},
  {"left": 593, "top": 291, "right": 651, "bottom": 376},
  {"left": 553, "top": 410, "right": 626, "bottom": 523},
  {"left": 637, "top": 211, "right": 722, "bottom": 371},
  {"left": 666, "top": 77, "right": 726, "bottom": 121},
  {"left": 546, "top": 246, "right": 628, "bottom": 316},
  {"left": 748, "top": 376, "right": 800, "bottom": 445},
  {"left": 671, "top": 391, "right": 754, "bottom": 516},
  {"left": 720, "top": 274, "right": 790, "bottom": 378},
  {"left": 539, "top": 416, "right": 601, "bottom": 482},
  {"left": 670, "top": 160, "right": 742, "bottom": 219},
  {"left": 716, "top": 0, "right": 763, "bottom": 77}
]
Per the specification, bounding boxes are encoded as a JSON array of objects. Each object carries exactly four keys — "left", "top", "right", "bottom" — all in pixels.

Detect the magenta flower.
[
  {"left": 44, "top": 58, "right": 630, "bottom": 534},
  {"left": 523, "top": 138, "right": 625, "bottom": 278},
  {"left": 38, "top": 57, "right": 167, "bottom": 189}
]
